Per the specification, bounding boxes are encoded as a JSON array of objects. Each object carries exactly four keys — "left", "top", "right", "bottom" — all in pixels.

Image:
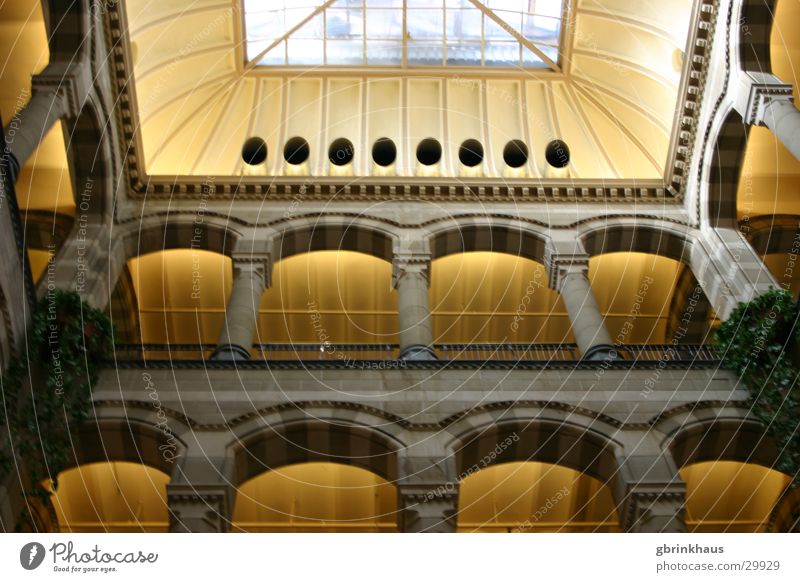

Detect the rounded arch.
[
  {"left": 744, "top": 214, "right": 800, "bottom": 256},
  {"left": 271, "top": 220, "right": 396, "bottom": 263},
  {"left": 63, "top": 419, "right": 185, "bottom": 476},
  {"left": 44, "top": 0, "right": 91, "bottom": 62},
  {"left": 667, "top": 418, "right": 780, "bottom": 470},
  {"left": 232, "top": 420, "right": 402, "bottom": 487},
  {"left": 451, "top": 419, "right": 620, "bottom": 486},
  {"left": 739, "top": 0, "right": 777, "bottom": 72},
  {"left": 120, "top": 216, "right": 240, "bottom": 262},
  {"left": 706, "top": 108, "right": 749, "bottom": 228},
  {"left": 579, "top": 220, "right": 693, "bottom": 264},
  {"left": 428, "top": 220, "right": 549, "bottom": 264}
]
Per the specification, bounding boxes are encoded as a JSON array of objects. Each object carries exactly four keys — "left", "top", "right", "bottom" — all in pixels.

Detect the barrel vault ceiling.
[{"left": 109, "top": 0, "right": 705, "bottom": 200}]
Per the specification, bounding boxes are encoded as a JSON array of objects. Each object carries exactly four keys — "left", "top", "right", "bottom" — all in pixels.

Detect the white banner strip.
[{"left": 1, "top": 534, "right": 798, "bottom": 581}]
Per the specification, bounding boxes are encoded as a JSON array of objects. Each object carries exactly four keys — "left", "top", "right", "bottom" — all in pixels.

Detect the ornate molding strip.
[{"left": 103, "top": 0, "right": 714, "bottom": 205}]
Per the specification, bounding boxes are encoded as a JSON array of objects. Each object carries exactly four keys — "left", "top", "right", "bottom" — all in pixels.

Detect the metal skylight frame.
[{"left": 243, "top": 0, "right": 564, "bottom": 73}]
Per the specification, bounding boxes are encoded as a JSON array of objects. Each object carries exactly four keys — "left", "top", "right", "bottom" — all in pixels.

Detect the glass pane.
[
  {"left": 523, "top": 15, "right": 560, "bottom": 44},
  {"left": 369, "top": 0, "right": 403, "bottom": 6},
  {"left": 252, "top": 40, "right": 286, "bottom": 65},
  {"left": 293, "top": 13, "right": 324, "bottom": 38},
  {"left": 327, "top": 39, "right": 365, "bottom": 65},
  {"left": 485, "top": 11, "right": 522, "bottom": 39},
  {"left": 326, "top": 8, "right": 363, "bottom": 39},
  {"left": 366, "top": 40, "right": 403, "bottom": 65},
  {"left": 287, "top": 39, "right": 324, "bottom": 65},
  {"left": 484, "top": 41, "right": 520, "bottom": 66},
  {"left": 535, "top": 0, "right": 563, "bottom": 18},
  {"left": 245, "top": 10, "right": 282, "bottom": 41},
  {"left": 445, "top": 41, "right": 482, "bottom": 66},
  {"left": 487, "top": 0, "right": 526, "bottom": 9},
  {"left": 446, "top": 9, "right": 481, "bottom": 40},
  {"left": 407, "top": 40, "right": 444, "bottom": 65},
  {"left": 407, "top": 9, "right": 444, "bottom": 39},
  {"left": 522, "top": 45, "right": 547, "bottom": 67},
  {"left": 366, "top": 9, "right": 403, "bottom": 38}
]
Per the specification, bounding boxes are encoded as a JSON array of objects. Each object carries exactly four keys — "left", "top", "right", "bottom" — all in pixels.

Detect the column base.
[
  {"left": 581, "top": 344, "right": 619, "bottom": 362},
  {"left": 211, "top": 344, "right": 251, "bottom": 361},
  {"left": 399, "top": 345, "right": 438, "bottom": 360}
]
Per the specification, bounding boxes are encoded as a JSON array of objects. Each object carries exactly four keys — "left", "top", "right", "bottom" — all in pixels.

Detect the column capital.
[
  {"left": 397, "top": 485, "right": 459, "bottom": 533},
  {"left": 231, "top": 254, "right": 271, "bottom": 288},
  {"left": 31, "top": 61, "right": 92, "bottom": 119},
  {"left": 618, "top": 481, "right": 687, "bottom": 533},
  {"left": 167, "top": 483, "right": 233, "bottom": 533},
  {"left": 392, "top": 252, "right": 432, "bottom": 288},
  {"left": 736, "top": 71, "right": 794, "bottom": 127},
  {"left": 544, "top": 253, "right": 590, "bottom": 292}
]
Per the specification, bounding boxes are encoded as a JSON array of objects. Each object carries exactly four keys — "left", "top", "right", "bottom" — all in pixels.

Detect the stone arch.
[
  {"left": 232, "top": 419, "right": 403, "bottom": 487},
  {"left": 450, "top": 419, "right": 620, "bottom": 486},
  {"left": 706, "top": 108, "right": 749, "bottom": 228},
  {"left": 739, "top": 0, "right": 777, "bottom": 72},
  {"left": 667, "top": 418, "right": 780, "bottom": 470},
  {"left": 120, "top": 216, "right": 240, "bottom": 262},
  {"left": 428, "top": 219, "right": 549, "bottom": 264},
  {"left": 744, "top": 214, "right": 800, "bottom": 256},
  {"left": 272, "top": 219, "right": 396, "bottom": 263},
  {"left": 580, "top": 219, "right": 693, "bottom": 264}
]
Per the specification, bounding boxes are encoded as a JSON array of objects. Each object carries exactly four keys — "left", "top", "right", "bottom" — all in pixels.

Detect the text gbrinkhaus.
[{"left": 49, "top": 542, "right": 158, "bottom": 564}]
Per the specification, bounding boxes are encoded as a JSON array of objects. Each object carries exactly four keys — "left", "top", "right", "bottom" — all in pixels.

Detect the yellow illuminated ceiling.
[
  {"left": 680, "top": 461, "right": 790, "bottom": 533},
  {"left": 122, "top": 0, "right": 695, "bottom": 180},
  {"left": 457, "top": 461, "right": 619, "bottom": 532},
  {"left": 233, "top": 462, "right": 397, "bottom": 532},
  {"left": 0, "top": 1, "right": 75, "bottom": 216},
  {"left": 589, "top": 252, "right": 682, "bottom": 344},
  {"left": 47, "top": 462, "right": 170, "bottom": 533}
]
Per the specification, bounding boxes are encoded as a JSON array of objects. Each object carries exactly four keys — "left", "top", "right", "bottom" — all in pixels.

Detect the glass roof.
[{"left": 243, "top": 0, "right": 564, "bottom": 69}]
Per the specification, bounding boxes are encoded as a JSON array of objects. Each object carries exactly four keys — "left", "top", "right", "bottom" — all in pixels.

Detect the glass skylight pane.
[
  {"left": 445, "top": 41, "right": 482, "bottom": 66},
  {"left": 535, "top": 0, "right": 563, "bottom": 18},
  {"left": 327, "top": 8, "right": 363, "bottom": 39},
  {"left": 287, "top": 39, "right": 324, "bottom": 65},
  {"left": 366, "top": 9, "right": 403, "bottom": 38},
  {"left": 243, "top": 0, "right": 564, "bottom": 70},
  {"left": 446, "top": 9, "right": 482, "bottom": 40},
  {"left": 327, "top": 39, "right": 364, "bottom": 65},
  {"left": 407, "top": 41, "right": 444, "bottom": 65},
  {"left": 484, "top": 41, "right": 520, "bottom": 66},
  {"left": 407, "top": 10, "right": 444, "bottom": 39},
  {"left": 366, "top": 40, "right": 402, "bottom": 65}
]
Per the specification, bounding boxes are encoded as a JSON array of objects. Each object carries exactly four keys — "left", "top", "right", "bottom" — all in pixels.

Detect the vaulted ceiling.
[{"left": 123, "top": 0, "right": 695, "bottom": 180}]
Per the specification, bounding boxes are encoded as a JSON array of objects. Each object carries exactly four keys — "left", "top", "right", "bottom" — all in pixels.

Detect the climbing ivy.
[
  {"left": 715, "top": 288, "right": 800, "bottom": 488},
  {"left": 0, "top": 290, "right": 112, "bottom": 505}
]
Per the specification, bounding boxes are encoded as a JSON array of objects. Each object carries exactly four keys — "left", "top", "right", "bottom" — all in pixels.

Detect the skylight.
[{"left": 243, "top": 0, "right": 564, "bottom": 70}]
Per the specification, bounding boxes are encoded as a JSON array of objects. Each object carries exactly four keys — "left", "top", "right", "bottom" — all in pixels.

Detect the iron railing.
[{"left": 112, "top": 342, "right": 721, "bottom": 364}]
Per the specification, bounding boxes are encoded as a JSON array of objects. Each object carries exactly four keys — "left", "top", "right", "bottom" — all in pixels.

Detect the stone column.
[
  {"left": 615, "top": 453, "right": 687, "bottom": 533},
  {"left": 393, "top": 250, "right": 436, "bottom": 360},
  {"left": 736, "top": 71, "right": 800, "bottom": 160},
  {"left": 2, "top": 63, "right": 88, "bottom": 176},
  {"left": 397, "top": 456, "right": 458, "bottom": 532},
  {"left": 213, "top": 254, "right": 270, "bottom": 361},
  {"left": 546, "top": 251, "right": 614, "bottom": 361}
]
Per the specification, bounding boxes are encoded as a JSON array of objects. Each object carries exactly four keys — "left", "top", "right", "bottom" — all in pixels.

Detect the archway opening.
[
  {"left": 46, "top": 462, "right": 170, "bottom": 533},
  {"left": 457, "top": 461, "right": 619, "bottom": 532},
  {"left": 232, "top": 462, "right": 397, "bottom": 532},
  {"left": 430, "top": 252, "right": 571, "bottom": 345},
  {"left": 679, "top": 461, "right": 790, "bottom": 532}
]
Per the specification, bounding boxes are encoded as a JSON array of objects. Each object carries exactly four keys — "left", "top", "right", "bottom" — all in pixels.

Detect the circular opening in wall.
[
  {"left": 241, "top": 137, "right": 268, "bottom": 166},
  {"left": 284, "top": 136, "right": 310, "bottom": 165},
  {"left": 503, "top": 140, "right": 528, "bottom": 168},
  {"left": 416, "top": 138, "right": 442, "bottom": 166},
  {"left": 372, "top": 137, "right": 397, "bottom": 167},
  {"left": 545, "top": 139, "right": 570, "bottom": 168},
  {"left": 328, "top": 138, "right": 355, "bottom": 166},
  {"left": 458, "top": 139, "right": 484, "bottom": 167}
]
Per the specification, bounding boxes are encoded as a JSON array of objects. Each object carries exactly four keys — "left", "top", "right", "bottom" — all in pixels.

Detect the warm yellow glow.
[
  {"left": 233, "top": 463, "right": 397, "bottom": 532},
  {"left": 680, "top": 461, "right": 790, "bottom": 533},
  {"left": 27, "top": 248, "right": 52, "bottom": 284},
  {"left": 47, "top": 462, "right": 170, "bottom": 533},
  {"left": 260, "top": 251, "right": 396, "bottom": 344},
  {"left": 0, "top": 2, "right": 75, "bottom": 216},
  {"left": 431, "top": 252, "right": 571, "bottom": 344},
  {"left": 589, "top": 252, "right": 682, "bottom": 343},
  {"left": 763, "top": 253, "right": 800, "bottom": 299},
  {"left": 128, "top": 249, "right": 232, "bottom": 344},
  {"left": 457, "top": 461, "right": 619, "bottom": 533}
]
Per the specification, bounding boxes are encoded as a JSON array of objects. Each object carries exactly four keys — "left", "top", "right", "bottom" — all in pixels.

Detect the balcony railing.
[{"left": 111, "top": 343, "right": 721, "bottom": 366}]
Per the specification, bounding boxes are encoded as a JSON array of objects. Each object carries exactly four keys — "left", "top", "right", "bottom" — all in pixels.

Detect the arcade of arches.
[{"left": 1, "top": 0, "right": 800, "bottom": 534}]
